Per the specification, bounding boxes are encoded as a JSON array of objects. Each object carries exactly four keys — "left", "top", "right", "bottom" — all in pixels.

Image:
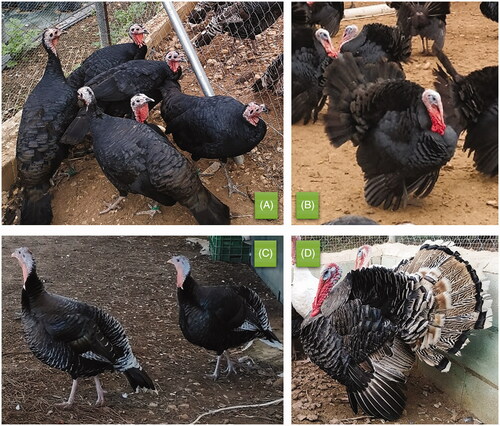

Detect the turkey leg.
[
  {"left": 99, "top": 195, "right": 126, "bottom": 215},
  {"left": 94, "top": 376, "right": 107, "bottom": 406},
  {"left": 55, "top": 378, "right": 79, "bottom": 408}
]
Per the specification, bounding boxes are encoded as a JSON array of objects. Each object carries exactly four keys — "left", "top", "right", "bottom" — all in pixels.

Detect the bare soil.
[
  {"left": 292, "top": 2, "right": 498, "bottom": 225},
  {"left": 3, "top": 3, "right": 283, "bottom": 225},
  {"left": 292, "top": 361, "right": 480, "bottom": 424},
  {"left": 2, "top": 236, "right": 283, "bottom": 424}
]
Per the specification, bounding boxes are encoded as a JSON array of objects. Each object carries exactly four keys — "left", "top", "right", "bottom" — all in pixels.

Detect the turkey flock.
[
  {"left": 292, "top": 1, "right": 498, "bottom": 212},
  {"left": 292, "top": 240, "right": 493, "bottom": 421},
  {"left": 11, "top": 246, "right": 281, "bottom": 407},
  {"left": 13, "top": 1, "right": 284, "bottom": 225}
]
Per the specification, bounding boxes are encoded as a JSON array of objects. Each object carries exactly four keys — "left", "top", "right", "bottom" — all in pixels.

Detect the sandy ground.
[
  {"left": 2, "top": 3, "right": 283, "bottom": 225},
  {"left": 2, "top": 236, "right": 283, "bottom": 424},
  {"left": 293, "top": 2, "right": 498, "bottom": 225}
]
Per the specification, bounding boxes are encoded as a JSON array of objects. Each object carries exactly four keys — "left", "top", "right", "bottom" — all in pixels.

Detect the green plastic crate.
[{"left": 209, "top": 236, "right": 251, "bottom": 264}]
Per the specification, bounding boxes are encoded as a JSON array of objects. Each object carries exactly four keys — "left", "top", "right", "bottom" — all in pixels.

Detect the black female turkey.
[
  {"left": 324, "top": 52, "right": 458, "bottom": 210},
  {"left": 300, "top": 241, "right": 492, "bottom": 420},
  {"left": 168, "top": 255, "right": 281, "bottom": 379},
  {"left": 12, "top": 247, "right": 155, "bottom": 407}
]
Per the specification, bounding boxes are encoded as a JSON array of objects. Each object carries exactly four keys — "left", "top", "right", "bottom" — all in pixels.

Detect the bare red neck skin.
[
  {"left": 134, "top": 103, "right": 149, "bottom": 123},
  {"left": 132, "top": 33, "right": 145, "bottom": 47},
  {"left": 310, "top": 278, "right": 334, "bottom": 317},
  {"left": 168, "top": 60, "right": 180, "bottom": 73},
  {"left": 429, "top": 108, "right": 446, "bottom": 135}
]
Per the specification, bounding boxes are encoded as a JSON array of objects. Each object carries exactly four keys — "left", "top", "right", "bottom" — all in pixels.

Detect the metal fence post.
[
  {"left": 95, "top": 2, "right": 111, "bottom": 47},
  {"left": 162, "top": 0, "right": 214, "bottom": 97}
]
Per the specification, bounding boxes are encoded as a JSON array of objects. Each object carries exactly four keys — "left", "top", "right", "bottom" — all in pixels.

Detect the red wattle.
[
  {"left": 135, "top": 104, "right": 149, "bottom": 123},
  {"left": 430, "top": 111, "right": 446, "bottom": 136},
  {"left": 169, "top": 61, "right": 180, "bottom": 73}
]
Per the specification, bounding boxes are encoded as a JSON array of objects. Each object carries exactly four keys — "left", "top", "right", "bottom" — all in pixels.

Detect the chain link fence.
[{"left": 299, "top": 236, "right": 499, "bottom": 252}]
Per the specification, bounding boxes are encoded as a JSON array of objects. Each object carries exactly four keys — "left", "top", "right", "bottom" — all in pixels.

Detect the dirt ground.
[
  {"left": 293, "top": 2, "right": 498, "bottom": 225},
  {"left": 292, "top": 360, "right": 481, "bottom": 424},
  {"left": 2, "top": 236, "right": 283, "bottom": 424},
  {"left": 2, "top": 3, "right": 283, "bottom": 225}
]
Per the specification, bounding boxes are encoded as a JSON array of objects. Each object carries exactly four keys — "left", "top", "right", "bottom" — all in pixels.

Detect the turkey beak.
[
  {"left": 261, "top": 104, "right": 269, "bottom": 114},
  {"left": 142, "top": 29, "right": 149, "bottom": 35},
  {"left": 145, "top": 96, "right": 155, "bottom": 103}
]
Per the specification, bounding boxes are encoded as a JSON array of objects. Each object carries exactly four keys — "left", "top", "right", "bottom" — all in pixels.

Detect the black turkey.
[
  {"left": 339, "top": 23, "right": 411, "bottom": 67},
  {"left": 388, "top": 2, "right": 450, "bottom": 55},
  {"left": 60, "top": 51, "right": 183, "bottom": 146},
  {"left": 301, "top": 241, "right": 492, "bottom": 420},
  {"left": 292, "top": 28, "right": 338, "bottom": 124},
  {"left": 75, "top": 87, "right": 230, "bottom": 225},
  {"left": 187, "top": 1, "right": 227, "bottom": 24},
  {"left": 480, "top": 2, "right": 498, "bottom": 22},
  {"left": 12, "top": 247, "right": 155, "bottom": 407},
  {"left": 66, "top": 23, "right": 148, "bottom": 89},
  {"left": 16, "top": 28, "right": 78, "bottom": 224},
  {"left": 324, "top": 53, "right": 457, "bottom": 210},
  {"left": 322, "top": 215, "right": 379, "bottom": 225},
  {"left": 251, "top": 53, "right": 284, "bottom": 95},
  {"left": 433, "top": 48, "right": 498, "bottom": 176},
  {"left": 168, "top": 255, "right": 281, "bottom": 379},
  {"left": 192, "top": 2, "right": 283, "bottom": 52}
]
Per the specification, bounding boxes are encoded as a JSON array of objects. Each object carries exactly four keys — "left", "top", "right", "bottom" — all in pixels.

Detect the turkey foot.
[
  {"left": 55, "top": 379, "right": 79, "bottom": 409},
  {"left": 200, "top": 161, "right": 221, "bottom": 177},
  {"left": 222, "top": 351, "right": 238, "bottom": 376},
  {"left": 223, "top": 166, "right": 248, "bottom": 198},
  {"left": 94, "top": 377, "right": 107, "bottom": 406},
  {"left": 136, "top": 203, "right": 161, "bottom": 218},
  {"left": 99, "top": 195, "right": 126, "bottom": 215}
]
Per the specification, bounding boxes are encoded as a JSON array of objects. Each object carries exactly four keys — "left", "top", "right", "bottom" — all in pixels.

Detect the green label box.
[
  {"left": 296, "top": 192, "right": 319, "bottom": 220},
  {"left": 295, "top": 240, "right": 321, "bottom": 267},
  {"left": 253, "top": 240, "right": 277, "bottom": 267},
  {"left": 254, "top": 192, "right": 279, "bottom": 220}
]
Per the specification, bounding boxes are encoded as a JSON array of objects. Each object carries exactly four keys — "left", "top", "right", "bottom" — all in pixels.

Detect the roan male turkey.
[
  {"left": 168, "top": 255, "right": 281, "bottom": 379},
  {"left": 11, "top": 247, "right": 155, "bottom": 407},
  {"left": 300, "top": 241, "right": 492, "bottom": 421}
]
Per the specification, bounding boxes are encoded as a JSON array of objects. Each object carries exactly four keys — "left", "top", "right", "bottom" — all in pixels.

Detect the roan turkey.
[
  {"left": 16, "top": 28, "right": 78, "bottom": 225},
  {"left": 300, "top": 241, "right": 492, "bottom": 421},
  {"left": 324, "top": 52, "right": 457, "bottom": 210},
  {"left": 12, "top": 247, "right": 155, "bottom": 407},
  {"left": 168, "top": 255, "right": 281, "bottom": 379}
]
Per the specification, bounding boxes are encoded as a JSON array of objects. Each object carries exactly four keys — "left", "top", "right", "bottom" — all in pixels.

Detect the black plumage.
[
  {"left": 16, "top": 28, "right": 78, "bottom": 225},
  {"left": 480, "top": 2, "right": 498, "bottom": 21},
  {"left": 388, "top": 2, "right": 450, "bottom": 55},
  {"left": 168, "top": 255, "right": 280, "bottom": 379},
  {"left": 75, "top": 87, "right": 230, "bottom": 225},
  {"left": 12, "top": 247, "right": 155, "bottom": 407},
  {"left": 324, "top": 53, "right": 457, "bottom": 210},
  {"left": 301, "top": 242, "right": 492, "bottom": 420},
  {"left": 66, "top": 24, "right": 148, "bottom": 89},
  {"left": 193, "top": 2, "right": 283, "bottom": 49},
  {"left": 322, "top": 215, "right": 379, "bottom": 225},
  {"left": 340, "top": 23, "right": 411, "bottom": 67},
  {"left": 292, "top": 29, "right": 338, "bottom": 124},
  {"left": 251, "top": 53, "right": 283, "bottom": 95},
  {"left": 160, "top": 78, "right": 267, "bottom": 162},
  {"left": 187, "top": 1, "right": 227, "bottom": 24},
  {"left": 433, "top": 48, "right": 498, "bottom": 176}
]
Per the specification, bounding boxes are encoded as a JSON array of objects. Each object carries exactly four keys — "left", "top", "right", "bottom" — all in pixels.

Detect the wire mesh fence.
[{"left": 299, "top": 236, "right": 499, "bottom": 252}]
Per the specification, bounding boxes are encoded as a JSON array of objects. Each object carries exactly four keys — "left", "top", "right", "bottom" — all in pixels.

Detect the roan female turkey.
[
  {"left": 324, "top": 52, "right": 458, "bottom": 210},
  {"left": 11, "top": 247, "right": 155, "bottom": 407},
  {"left": 168, "top": 255, "right": 281, "bottom": 379},
  {"left": 300, "top": 241, "right": 492, "bottom": 421}
]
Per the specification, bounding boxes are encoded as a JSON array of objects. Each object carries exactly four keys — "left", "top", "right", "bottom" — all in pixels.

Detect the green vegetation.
[{"left": 2, "top": 19, "right": 40, "bottom": 68}]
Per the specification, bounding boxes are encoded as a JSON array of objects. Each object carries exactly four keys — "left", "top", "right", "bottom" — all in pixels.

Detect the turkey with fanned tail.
[
  {"left": 324, "top": 52, "right": 458, "bottom": 210},
  {"left": 433, "top": 47, "right": 498, "bottom": 177},
  {"left": 300, "top": 241, "right": 492, "bottom": 420},
  {"left": 12, "top": 247, "right": 156, "bottom": 407},
  {"left": 168, "top": 255, "right": 281, "bottom": 379}
]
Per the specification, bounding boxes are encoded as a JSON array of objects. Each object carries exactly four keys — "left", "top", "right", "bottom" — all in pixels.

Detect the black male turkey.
[
  {"left": 12, "top": 247, "right": 155, "bottom": 407},
  {"left": 74, "top": 87, "right": 230, "bottom": 224},
  {"left": 433, "top": 47, "right": 498, "bottom": 176},
  {"left": 480, "top": 2, "right": 498, "bottom": 22},
  {"left": 66, "top": 23, "right": 148, "bottom": 89},
  {"left": 388, "top": 2, "right": 450, "bottom": 55},
  {"left": 301, "top": 241, "right": 492, "bottom": 420},
  {"left": 324, "top": 52, "right": 457, "bottom": 210},
  {"left": 16, "top": 28, "right": 78, "bottom": 225},
  {"left": 168, "top": 255, "right": 281, "bottom": 379}
]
